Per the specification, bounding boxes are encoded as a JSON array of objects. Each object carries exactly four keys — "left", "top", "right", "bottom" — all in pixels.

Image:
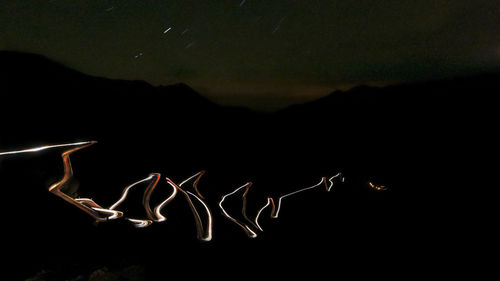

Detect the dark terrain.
[{"left": 0, "top": 51, "right": 495, "bottom": 280}]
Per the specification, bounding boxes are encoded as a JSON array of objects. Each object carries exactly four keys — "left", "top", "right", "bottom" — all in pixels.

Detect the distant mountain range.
[{"left": 1, "top": 50, "right": 496, "bottom": 181}]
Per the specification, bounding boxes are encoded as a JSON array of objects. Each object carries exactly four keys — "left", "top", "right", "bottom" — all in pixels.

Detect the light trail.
[
  {"left": 142, "top": 173, "right": 162, "bottom": 221},
  {"left": 219, "top": 183, "right": 258, "bottom": 238},
  {"left": 368, "top": 181, "right": 388, "bottom": 191},
  {"left": 44, "top": 141, "right": 121, "bottom": 222},
  {"left": 153, "top": 179, "right": 178, "bottom": 222},
  {"left": 186, "top": 190, "right": 213, "bottom": 242},
  {"left": 90, "top": 207, "right": 123, "bottom": 220},
  {"left": 109, "top": 174, "right": 158, "bottom": 210},
  {"left": 326, "top": 172, "right": 344, "bottom": 192},
  {"left": 254, "top": 197, "right": 274, "bottom": 231},
  {"left": 109, "top": 173, "right": 162, "bottom": 227},
  {"left": 242, "top": 183, "right": 260, "bottom": 230},
  {"left": 271, "top": 177, "right": 327, "bottom": 219},
  {"left": 0, "top": 141, "right": 95, "bottom": 156},
  {"left": 168, "top": 171, "right": 213, "bottom": 242},
  {"left": 1, "top": 141, "right": 352, "bottom": 241},
  {"left": 127, "top": 218, "right": 153, "bottom": 228},
  {"left": 0, "top": 141, "right": 129, "bottom": 222}
]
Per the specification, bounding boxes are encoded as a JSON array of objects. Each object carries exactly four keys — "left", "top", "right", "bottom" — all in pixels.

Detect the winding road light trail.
[
  {"left": 109, "top": 173, "right": 162, "bottom": 226},
  {"left": 185, "top": 190, "right": 213, "bottom": 241},
  {"left": 168, "top": 171, "right": 213, "bottom": 242},
  {"left": 153, "top": 179, "right": 178, "bottom": 223},
  {"left": 109, "top": 174, "right": 159, "bottom": 210},
  {"left": 127, "top": 218, "right": 153, "bottom": 228},
  {"left": 241, "top": 183, "right": 260, "bottom": 230},
  {"left": 0, "top": 140, "right": 125, "bottom": 222},
  {"left": 75, "top": 198, "right": 124, "bottom": 220},
  {"left": 89, "top": 207, "right": 123, "bottom": 220},
  {"left": 327, "top": 172, "right": 344, "bottom": 192},
  {"left": 254, "top": 197, "right": 274, "bottom": 231},
  {"left": 368, "top": 181, "right": 388, "bottom": 191},
  {"left": 43, "top": 141, "right": 122, "bottom": 222},
  {"left": 219, "top": 182, "right": 258, "bottom": 238},
  {"left": 271, "top": 177, "right": 327, "bottom": 219},
  {"left": 141, "top": 173, "right": 162, "bottom": 221},
  {"left": 2, "top": 140, "right": 351, "bottom": 240}
]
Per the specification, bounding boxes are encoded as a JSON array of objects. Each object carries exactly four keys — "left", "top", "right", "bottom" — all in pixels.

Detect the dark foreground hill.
[{"left": 0, "top": 51, "right": 496, "bottom": 280}]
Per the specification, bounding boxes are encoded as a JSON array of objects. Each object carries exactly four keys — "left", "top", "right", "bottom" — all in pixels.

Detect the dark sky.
[{"left": 1, "top": 0, "right": 499, "bottom": 109}]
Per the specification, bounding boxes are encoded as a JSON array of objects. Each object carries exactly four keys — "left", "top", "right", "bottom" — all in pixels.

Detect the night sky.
[{"left": 1, "top": 0, "right": 499, "bottom": 109}]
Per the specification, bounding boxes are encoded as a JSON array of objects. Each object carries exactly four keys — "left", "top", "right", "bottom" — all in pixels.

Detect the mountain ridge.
[{"left": 3, "top": 50, "right": 498, "bottom": 114}]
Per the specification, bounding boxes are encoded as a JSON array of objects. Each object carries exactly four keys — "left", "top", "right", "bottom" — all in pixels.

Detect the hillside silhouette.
[{"left": 1, "top": 51, "right": 495, "bottom": 280}]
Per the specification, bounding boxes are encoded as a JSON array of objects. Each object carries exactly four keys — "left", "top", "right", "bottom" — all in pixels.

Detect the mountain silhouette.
[{"left": 1, "top": 51, "right": 495, "bottom": 280}]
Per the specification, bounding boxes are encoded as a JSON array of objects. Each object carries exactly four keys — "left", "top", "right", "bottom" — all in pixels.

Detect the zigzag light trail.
[
  {"left": 168, "top": 171, "right": 213, "bottom": 242},
  {"left": 254, "top": 197, "right": 274, "bottom": 231},
  {"left": 109, "top": 173, "right": 162, "bottom": 227},
  {"left": 219, "top": 182, "right": 258, "bottom": 238},
  {"left": 0, "top": 141, "right": 368, "bottom": 241},
  {"left": 271, "top": 177, "right": 327, "bottom": 219}
]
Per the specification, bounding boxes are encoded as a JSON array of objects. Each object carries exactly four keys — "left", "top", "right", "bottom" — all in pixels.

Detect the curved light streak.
[
  {"left": 254, "top": 197, "right": 274, "bottom": 231},
  {"left": 241, "top": 183, "right": 260, "bottom": 230},
  {"left": 90, "top": 207, "right": 123, "bottom": 220},
  {"left": 109, "top": 174, "right": 158, "bottom": 210},
  {"left": 219, "top": 183, "right": 258, "bottom": 238},
  {"left": 168, "top": 171, "right": 213, "bottom": 242},
  {"left": 109, "top": 173, "right": 162, "bottom": 227},
  {"left": 142, "top": 173, "right": 162, "bottom": 221},
  {"left": 326, "top": 172, "right": 344, "bottom": 192},
  {"left": 368, "top": 181, "right": 388, "bottom": 191},
  {"left": 271, "top": 177, "right": 327, "bottom": 219},
  {"left": 45, "top": 141, "right": 119, "bottom": 222},
  {"left": 153, "top": 181, "right": 178, "bottom": 222},
  {"left": 2, "top": 141, "right": 353, "bottom": 241},
  {"left": 0, "top": 141, "right": 129, "bottom": 222},
  {"left": 127, "top": 218, "right": 153, "bottom": 228},
  {"left": 186, "top": 190, "right": 213, "bottom": 242}
]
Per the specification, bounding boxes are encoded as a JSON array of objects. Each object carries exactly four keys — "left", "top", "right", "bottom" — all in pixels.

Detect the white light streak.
[
  {"left": 142, "top": 173, "right": 162, "bottom": 221},
  {"left": 153, "top": 180, "right": 178, "bottom": 222},
  {"left": 186, "top": 190, "right": 213, "bottom": 242},
  {"left": 271, "top": 177, "right": 326, "bottom": 219},
  {"left": 91, "top": 207, "right": 123, "bottom": 220},
  {"left": 45, "top": 141, "right": 114, "bottom": 222},
  {"left": 169, "top": 171, "right": 213, "bottom": 242},
  {"left": 163, "top": 27, "right": 172, "bottom": 34},
  {"left": 219, "top": 183, "right": 258, "bottom": 238},
  {"left": 326, "top": 172, "right": 344, "bottom": 192},
  {"left": 254, "top": 197, "right": 273, "bottom": 231},
  {"left": 127, "top": 218, "right": 153, "bottom": 228},
  {"left": 109, "top": 174, "right": 157, "bottom": 210},
  {"left": 0, "top": 141, "right": 95, "bottom": 156},
  {"left": 2, "top": 140, "right": 352, "bottom": 240}
]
